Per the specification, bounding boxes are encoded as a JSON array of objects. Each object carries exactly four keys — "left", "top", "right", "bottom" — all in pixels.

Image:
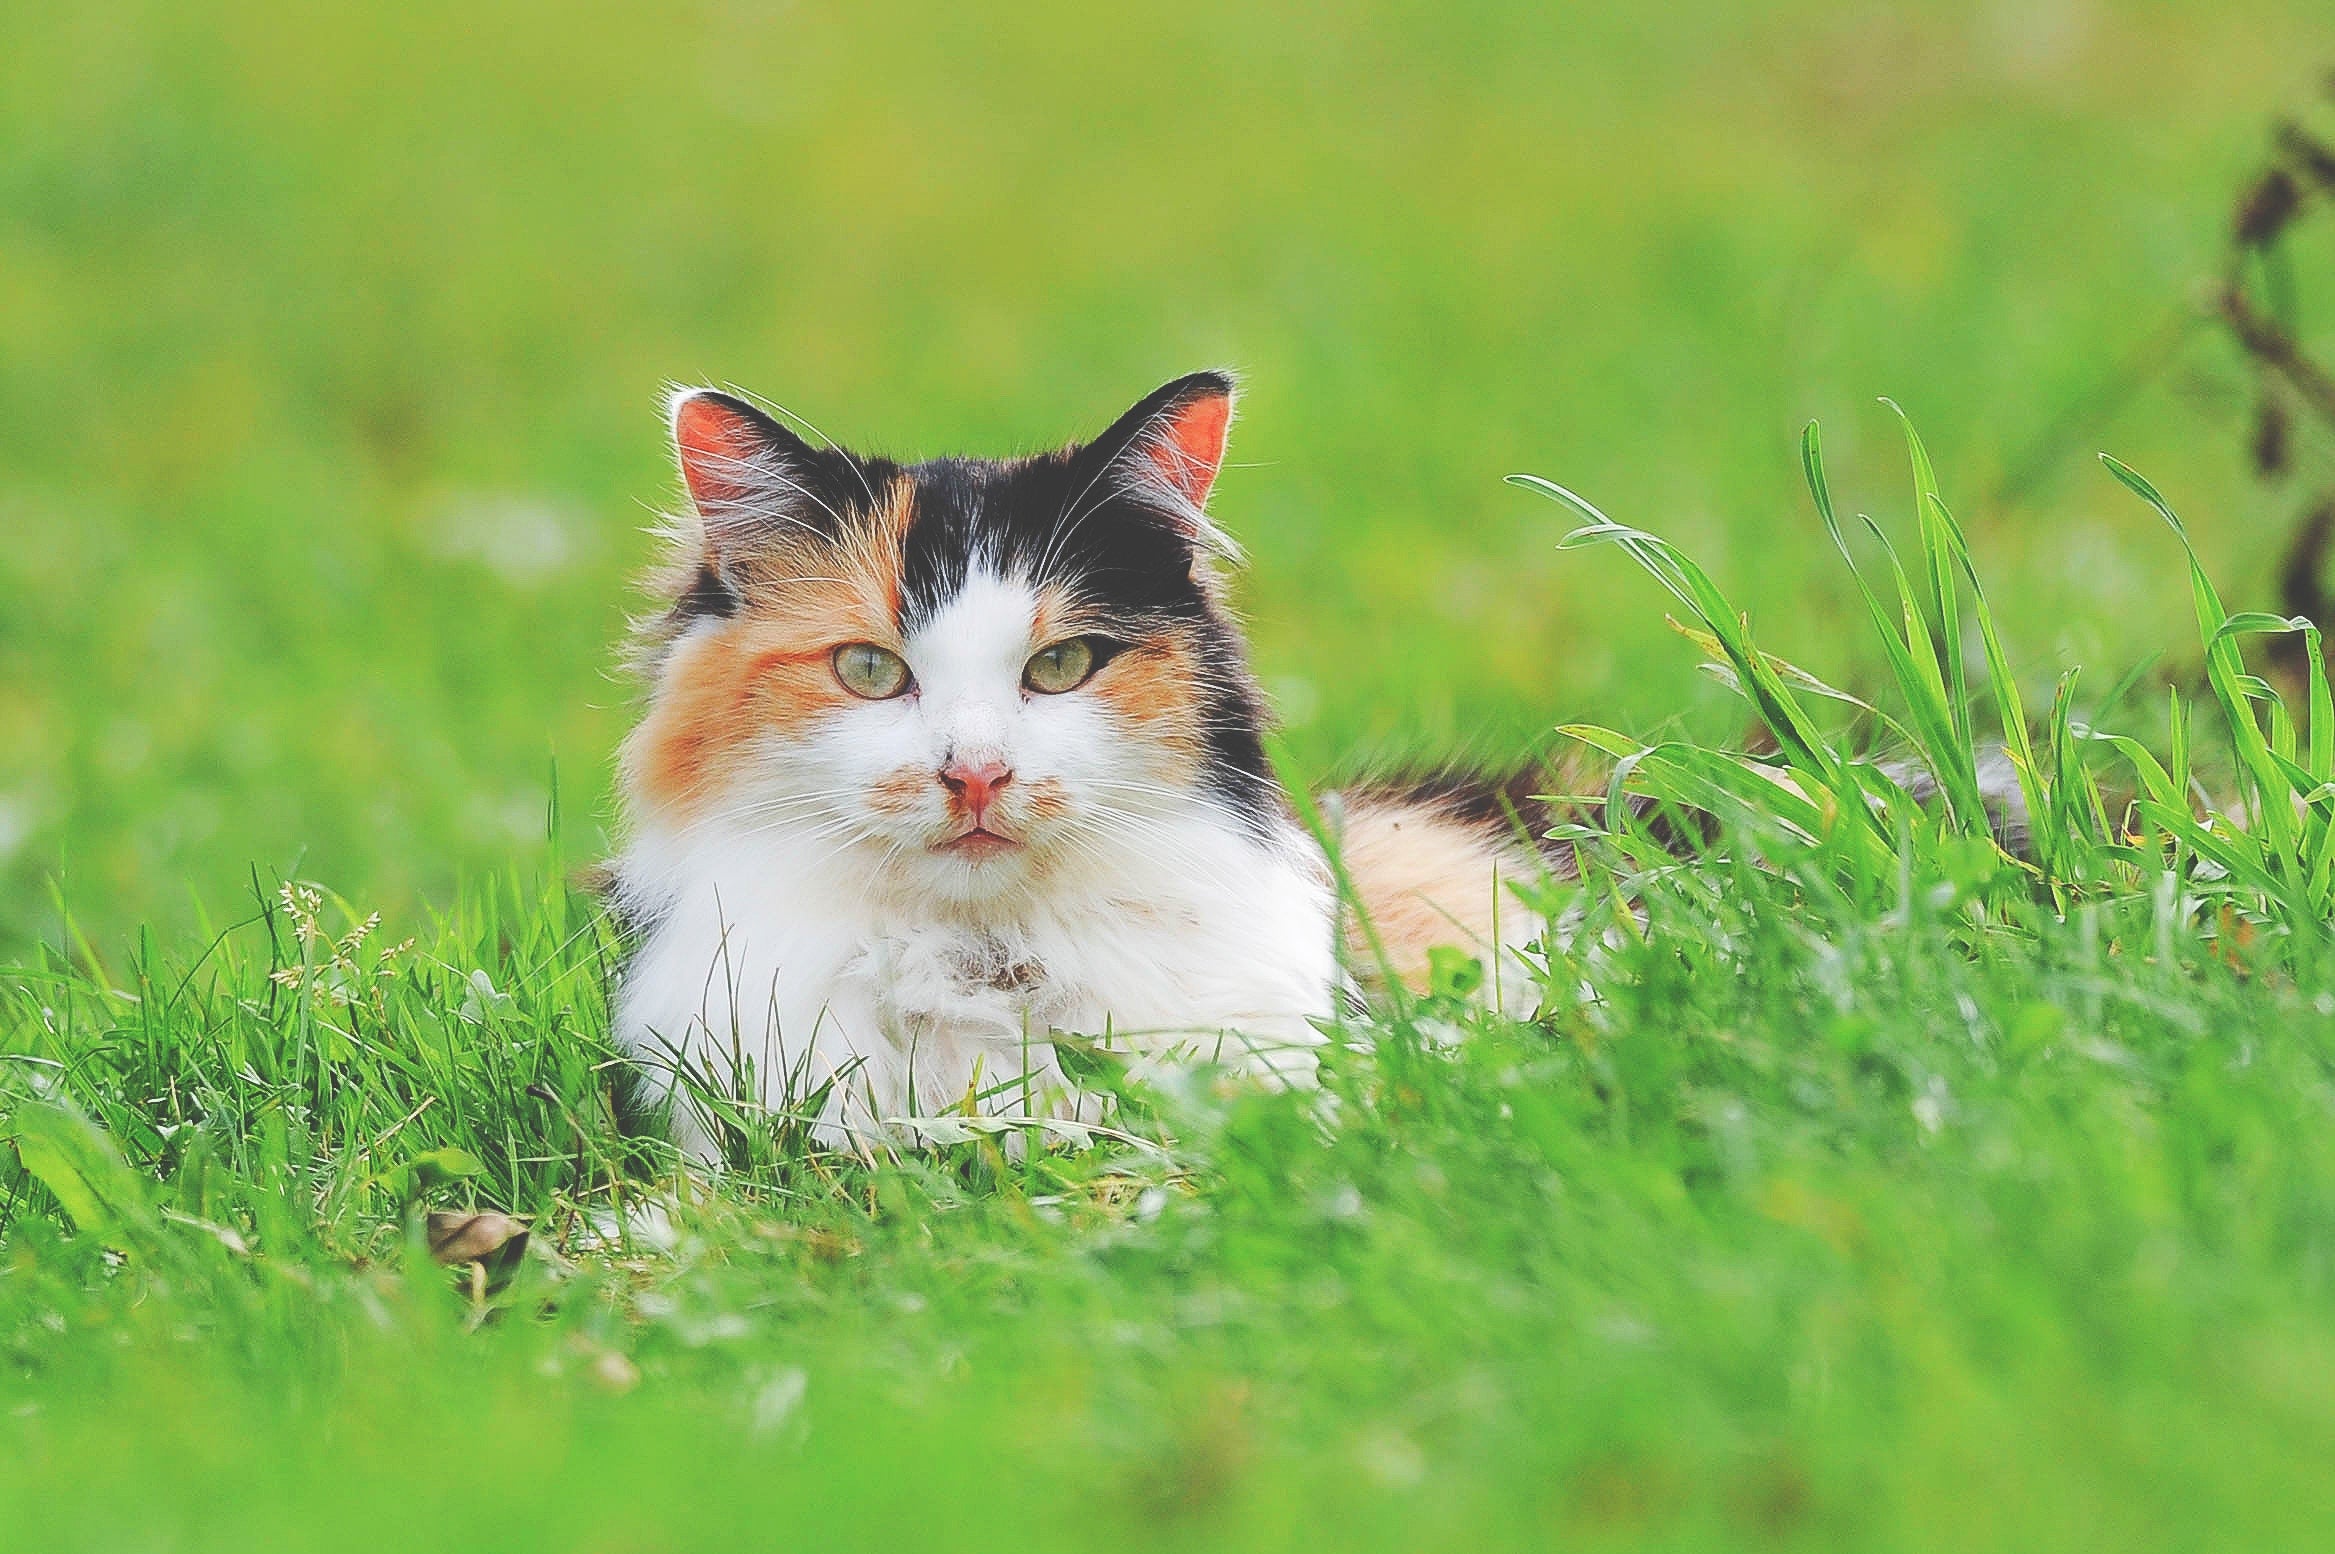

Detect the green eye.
[
  {"left": 1023, "top": 638, "right": 1097, "bottom": 694},
  {"left": 833, "top": 642, "right": 912, "bottom": 699}
]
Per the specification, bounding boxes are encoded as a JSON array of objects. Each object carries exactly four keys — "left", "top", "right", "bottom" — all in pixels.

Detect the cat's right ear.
[{"left": 667, "top": 388, "right": 824, "bottom": 560}]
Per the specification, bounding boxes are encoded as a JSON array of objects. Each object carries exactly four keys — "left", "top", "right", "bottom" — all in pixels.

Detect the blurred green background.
[{"left": 2, "top": 0, "right": 2329, "bottom": 951}]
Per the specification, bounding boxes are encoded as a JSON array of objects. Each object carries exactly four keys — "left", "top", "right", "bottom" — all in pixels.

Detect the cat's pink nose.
[{"left": 939, "top": 758, "right": 1013, "bottom": 819}]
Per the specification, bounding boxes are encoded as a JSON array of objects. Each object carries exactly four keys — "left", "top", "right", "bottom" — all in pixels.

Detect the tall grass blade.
[{"left": 1885, "top": 400, "right": 1973, "bottom": 755}]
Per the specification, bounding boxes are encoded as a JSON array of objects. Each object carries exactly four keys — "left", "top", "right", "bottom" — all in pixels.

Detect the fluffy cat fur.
[{"left": 607, "top": 372, "right": 1558, "bottom": 1157}]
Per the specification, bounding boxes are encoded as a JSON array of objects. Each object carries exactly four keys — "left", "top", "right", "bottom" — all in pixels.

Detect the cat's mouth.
[{"left": 936, "top": 825, "right": 1022, "bottom": 858}]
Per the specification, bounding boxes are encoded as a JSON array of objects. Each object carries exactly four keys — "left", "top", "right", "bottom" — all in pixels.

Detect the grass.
[
  {"left": 12, "top": 422, "right": 2335, "bottom": 1549},
  {"left": 11, "top": 3, "right": 2335, "bottom": 1547},
  {"left": 5, "top": 0, "right": 2333, "bottom": 948}
]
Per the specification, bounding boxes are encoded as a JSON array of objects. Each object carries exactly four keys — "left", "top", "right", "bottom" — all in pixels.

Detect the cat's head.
[{"left": 619, "top": 372, "right": 1280, "bottom": 904}]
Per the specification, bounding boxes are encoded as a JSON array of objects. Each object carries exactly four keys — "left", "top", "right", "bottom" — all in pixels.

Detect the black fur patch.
[
  {"left": 1340, "top": 762, "right": 1722, "bottom": 869},
  {"left": 878, "top": 381, "right": 1278, "bottom": 836},
  {"left": 1346, "top": 765, "right": 1565, "bottom": 856},
  {"left": 672, "top": 562, "right": 739, "bottom": 624}
]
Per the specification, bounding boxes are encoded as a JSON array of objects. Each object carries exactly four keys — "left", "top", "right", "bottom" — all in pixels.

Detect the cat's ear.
[
  {"left": 667, "top": 388, "right": 827, "bottom": 559},
  {"left": 1083, "top": 370, "right": 1239, "bottom": 558}
]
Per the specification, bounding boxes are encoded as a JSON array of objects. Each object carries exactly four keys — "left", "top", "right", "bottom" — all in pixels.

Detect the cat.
[{"left": 605, "top": 372, "right": 1558, "bottom": 1159}]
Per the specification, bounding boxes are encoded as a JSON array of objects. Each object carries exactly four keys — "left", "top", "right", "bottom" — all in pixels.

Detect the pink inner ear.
[
  {"left": 1146, "top": 394, "right": 1232, "bottom": 507},
  {"left": 674, "top": 397, "right": 760, "bottom": 512}
]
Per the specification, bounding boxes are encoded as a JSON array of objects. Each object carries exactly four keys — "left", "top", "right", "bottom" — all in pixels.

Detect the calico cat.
[{"left": 607, "top": 373, "right": 1556, "bottom": 1157}]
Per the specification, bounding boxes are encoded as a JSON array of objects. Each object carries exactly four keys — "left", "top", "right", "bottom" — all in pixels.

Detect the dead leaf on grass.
[{"left": 425, "top": 1209, "right": 530, "bottom": 1297}]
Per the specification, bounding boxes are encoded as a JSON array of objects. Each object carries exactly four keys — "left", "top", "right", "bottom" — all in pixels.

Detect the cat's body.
[{"left": 607, "top": 374, "right": 1550, "bottom": 1155}]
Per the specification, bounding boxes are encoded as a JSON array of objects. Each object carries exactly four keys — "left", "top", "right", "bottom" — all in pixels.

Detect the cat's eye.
[
  {"left": 833, "top": 642, "right": 912, "bottom": 699},
  {"left": 1023, "top": 638, "right": 1098, "bottom": 695}
]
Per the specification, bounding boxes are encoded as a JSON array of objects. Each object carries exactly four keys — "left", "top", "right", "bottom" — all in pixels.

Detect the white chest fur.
[{"left": 611, "top": 809, "right": 1338, "bottom": 1156}]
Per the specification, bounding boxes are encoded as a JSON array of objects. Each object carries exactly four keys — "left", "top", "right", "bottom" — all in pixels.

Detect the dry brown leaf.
[{"left": 424, "top": 1210, "right": 530, "bottom": 1295}]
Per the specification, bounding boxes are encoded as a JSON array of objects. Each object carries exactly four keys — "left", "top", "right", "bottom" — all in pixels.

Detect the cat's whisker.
[
  {"left": 1064, "top": 808, "right": 1267, "bottom": 901},
  {"left": 719, "top": 788, "right": 863, "bottom": 817},
  {"left": 722, "top": 814, "right": 870, "bottom": 851}
]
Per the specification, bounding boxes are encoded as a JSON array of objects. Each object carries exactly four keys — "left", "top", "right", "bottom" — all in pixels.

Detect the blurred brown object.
[
  {"left": 2221, "top": 109, "right": 2335, "bottom": 683},
  {"left": 426, "top": 1209, "right": 530, "bottom": 1300},
  {"left": 2235, "top": 166, "right": 2300, "bottom": 246}
]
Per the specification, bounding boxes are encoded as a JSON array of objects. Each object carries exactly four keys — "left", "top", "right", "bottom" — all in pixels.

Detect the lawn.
[{"left": 8, "top": 3, "right": 2335, "bottom": 1549}]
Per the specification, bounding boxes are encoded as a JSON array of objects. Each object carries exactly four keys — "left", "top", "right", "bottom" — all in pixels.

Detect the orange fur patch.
[
  {"left": 1027, "top": 582, "right": 1210, "bottom": 779},
  {"left": 865, "top": 768, "right": 930, "bottom": 818},
  {"left": 1022, "top": 777, "right": 1072, "bottom": 824},
  {"left": 1334, "top": 800, "right": 1534, "bottom": 995},
  {"left": 1086, "top": 630, "right": 1210, "bottom": 781},
  {"left": 855, "top": 473, "right": 914, "bottom": 618},
  {"left": 623, "top": 528, "right": 907, "bottom": 821}
]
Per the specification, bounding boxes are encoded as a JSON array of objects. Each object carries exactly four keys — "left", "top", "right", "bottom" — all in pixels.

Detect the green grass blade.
[
  {"left": 1886, "top": 400, "right": 1972, "bottom": 754},
  {"left": 2102, "top": 455, "right": 2298, "bottom": 860},
  {"left": 1926, "top": 493, "right": 2050, "bottom": 872},
  {"left": 1520, "top": 475, "right": 1858, "bottom": 809},
  {"left": 2310, "top": 626, "right": 2333, "bottom": 786},
  {"left": 1799, "top": 424, "right": 1983, "bottom": 831}
]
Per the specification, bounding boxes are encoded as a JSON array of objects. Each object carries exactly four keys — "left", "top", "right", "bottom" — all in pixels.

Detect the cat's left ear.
[{"left": 1084, "top": 370, "right": 1239, "bottom": 558}]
